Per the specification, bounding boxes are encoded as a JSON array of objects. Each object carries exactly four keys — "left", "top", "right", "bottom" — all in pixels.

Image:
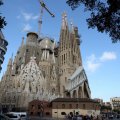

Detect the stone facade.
[
  {"left": 0, "top": 30, "right": 8, "bottom": 71},
  {"left": 110, "top": 97, "right": 120, "bottom": 110},
  {"left": 0, "top": 13, "right": 91, "bottom": 111}
]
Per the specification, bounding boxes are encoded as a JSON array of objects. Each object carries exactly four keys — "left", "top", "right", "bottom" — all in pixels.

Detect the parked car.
[
  {"left": 108, "top": 114, "right": 114, "bottom": 119},
  {"left": 18, "top": 112, "right": 27, "bottom": 120},
  {"left": 116, "top": 114, "right": 120, "bottom": 119},
  {"left": 6, "top": 112, "right": 27, "bottom": 120},
  {"left": 5, "top": 113, "right": 21, "bottom": 120}
]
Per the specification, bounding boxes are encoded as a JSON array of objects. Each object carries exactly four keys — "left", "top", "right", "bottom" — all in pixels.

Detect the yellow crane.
[{"left": 38, "top": 0, "right": 55, "bottom": 37}]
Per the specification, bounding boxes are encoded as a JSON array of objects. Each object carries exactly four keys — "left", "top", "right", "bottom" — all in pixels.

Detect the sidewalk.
[{"left": 29, "top": 116, "right": 65, "bottom": 120}]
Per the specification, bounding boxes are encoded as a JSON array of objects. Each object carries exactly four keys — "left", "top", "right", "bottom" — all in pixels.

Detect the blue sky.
[{"left": 1, "top": 0, "right": 120, "bottom": 102}]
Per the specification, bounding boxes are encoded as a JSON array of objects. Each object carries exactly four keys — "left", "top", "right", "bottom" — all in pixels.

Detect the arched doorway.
[
  {"left": 84, "top": 82, "right": 89, "bottom": 98},
  {"left": 78, "top": 86, "right": 82, "bottom": 98},
  {"left": 73, "top": 90, "right": 77, "bottom": 98},
  {"left": 66, "top": 91, "right": 71, "bottom": 98}
]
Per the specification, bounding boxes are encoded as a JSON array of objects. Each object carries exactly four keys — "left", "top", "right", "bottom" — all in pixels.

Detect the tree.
[
  {"left": 100, "top": 105, "right": 112, "bottom": 113},
  {"left": 0, "top": 0, "right": 7, "bottom": 29},
  {"left": 66, "top": 0, "right": 120, "bottom": 43}
]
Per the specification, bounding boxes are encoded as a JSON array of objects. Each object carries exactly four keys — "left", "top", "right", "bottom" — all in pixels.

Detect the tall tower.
[
  {"left": 58, "top": 12, "right": 83, "bottom": 97},
  {"left": 69, "top": 24, "right": 82, "bottom": 67},
  {"left": 25, "top": 32, "right": 41, "bottom": 64},
  {"left": 58, "top": 12, "right": 72, "bottom": 69},
  {"left": 6, "top": 56, "right": 13, "bottom": 75}
]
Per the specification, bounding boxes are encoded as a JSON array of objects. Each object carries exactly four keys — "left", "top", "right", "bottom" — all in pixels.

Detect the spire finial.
[
  {"left": 61, "top": 12, "right": 68, "bottom": 30},
  {"left": 70, "top": 20, "right": 75, "bottom": 34},
  {"left": 11, "top": 53, "right": 13, "bottom": 60},
  {"left": 8, "top": 55, "right": 13, "bottom": 67},
  {"left": 21, "top": 37, "right": 24, "bottom": 46}
]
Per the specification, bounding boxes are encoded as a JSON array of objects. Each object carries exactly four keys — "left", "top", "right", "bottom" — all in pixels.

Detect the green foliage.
[
  {"left": 66, "top": 0, "right": 120, "bottom": 43},
  {"left": 101, "top": 105, "right": 112, "bottom": 111},
  {"left": 0, "top": 0, "right": 7, "bottom": 29},
  {"left": 113, "top": 109, "right": 120, "bottom": 114}
]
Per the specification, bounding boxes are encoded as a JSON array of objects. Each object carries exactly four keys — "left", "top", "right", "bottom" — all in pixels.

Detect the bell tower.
[{"left": 58, "top": 12, "right": 83, "bottom": 97}]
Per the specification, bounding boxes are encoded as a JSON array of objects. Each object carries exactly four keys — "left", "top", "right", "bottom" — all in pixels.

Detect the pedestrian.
[
  {"left": 77, "top": 115, "right": 82, "bottom": 120},
  {"left": 90, "top": 115, "right": 93, "bottom": 120}
]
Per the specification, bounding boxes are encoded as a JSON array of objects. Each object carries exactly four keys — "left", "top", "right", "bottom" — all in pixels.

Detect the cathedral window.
[
  {"left": 62, "top": 104, "right": 65, "bottom": 108},
  {"left": 64, "top": 54, "right": 65, "bottom": 64},
  {"left": 76, "top": 104, "right": 78, "bottom": 109},
  {"left": 61, "top": 112, "right": 66, "bottom": 115},
  {"left": 83, "top": 104, "right": 86, "bottom": 109},
  {"left": 26, "top": 49, "right": 29, "bottom": 52},
  {"left": 62, "top": 55, "right": 63, "bottom": 65}
]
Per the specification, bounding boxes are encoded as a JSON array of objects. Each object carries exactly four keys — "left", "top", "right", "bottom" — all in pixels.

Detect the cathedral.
[{"left": 0, "top": 13, "right": 91, "bottom": 111}]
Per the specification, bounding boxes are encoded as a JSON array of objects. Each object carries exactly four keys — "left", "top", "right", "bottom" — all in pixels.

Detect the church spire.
[
  {"left": 6, "top": 54, "right": 13, "bottom": 74},
  {"left": 70, "top": 21, "right": 75, "bottom": 34},
  {"left": 8, "top": 54, "right": 13, "bottom": 67},
  {"left": 61, "top": 12, "right": 68, "bottom": 30},
  {"left": 12, "top": 55, "right": 17, "bottom": 75}
]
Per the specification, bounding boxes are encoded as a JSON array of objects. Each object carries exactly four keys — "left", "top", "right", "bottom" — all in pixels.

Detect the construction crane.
[{"left": 38, "top": 0, "right": 55, "bottom": 37}]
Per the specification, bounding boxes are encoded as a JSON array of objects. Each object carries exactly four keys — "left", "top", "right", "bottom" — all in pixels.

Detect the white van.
[
  {"left": 5, "top": 112, "right": 21, "bottom": 120},
  {"left": 7, "top": 112, "right": 27, "bottom": 120}
]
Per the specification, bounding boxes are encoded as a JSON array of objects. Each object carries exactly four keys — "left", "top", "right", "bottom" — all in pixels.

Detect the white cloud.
[
  {"left": 86, "top": 54, "right": 101, "bottom": 72},
  {"left": 17, "top": 15, "right": 21, "bottom": 19},
  {"left": 32, "top": 15, "right": 39, "bottom": 20},
  {"left": 100, "top": 52, "right": 117, "bottom": 61},
  {"left": 85, "top": 51, "right": 117, "bottom": 73},
  {"left": 17, "top": 11, "right": 39, "bottom": 32},
  {"left": 22, "top": 12, "right": 32, "bottom": 21},
  {"left": 23, "top": 24, "right": 32, "bottom": 32},
  {"left": 21, "top": 12, "right": 39, "bottom": 21}
]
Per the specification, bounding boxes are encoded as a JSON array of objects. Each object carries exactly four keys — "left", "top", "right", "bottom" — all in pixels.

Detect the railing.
[
  {"left": 0, "top": 44, "right": 7, "bottom": 51},
  {"left": 0, "top": 55, "right": 4, "bottom": 63}
]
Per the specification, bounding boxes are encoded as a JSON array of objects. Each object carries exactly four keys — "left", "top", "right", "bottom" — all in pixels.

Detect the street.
[{"left": 29, "top": 116, "right": 120, "bottom": 120}]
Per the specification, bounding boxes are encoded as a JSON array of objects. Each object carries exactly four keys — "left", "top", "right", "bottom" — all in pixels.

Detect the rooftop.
[{"left": 51, "top": 98, "right": 98, "bottom": 103}]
